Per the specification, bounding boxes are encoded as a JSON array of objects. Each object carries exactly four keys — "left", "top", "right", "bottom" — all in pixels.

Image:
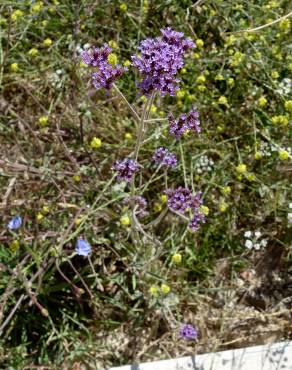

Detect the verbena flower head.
[
  {"left": 189, "top": 211, "right": 205, "bottom": 231},
  {"left": 131, "top": 27, "right": 194, "bottom": 96},
  {"left": 169, "top": 109, "right": 201, "bottom": 139},
  {"left": 165, "top": 187, "right": 202, "bottom": 213},
  {"left": 7, "top": 215, "right": 22, "bottom": 230},
  {"left": 112, "top": 158, "right": 139, "bottom": 182},
  {"left": 152, "top": 147, "right": 177, "bottom": 168},
  {"left": 124, "top": 196, "right": 148, "bottom": 217},
  {"left": 81, "top": 44, "right": 126, "bottom": 90},
  {"left": 76, "top": 239, "right": 91, "bottom": 257},
  {"left": 180, "top": 324, "right": 198, "bottom": 340}
]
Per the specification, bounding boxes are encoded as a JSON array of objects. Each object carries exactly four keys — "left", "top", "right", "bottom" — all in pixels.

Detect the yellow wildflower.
[
  {"left": 123, "top": 60, "right": 131, "bottom": 68},
  {"left": 219, "top": 201, "right": 228, "bottom": 212},
  {"left": 119, "top": 3, "right": 127, "bottom": 12},
  {"left": 161, "top": 284, "right": 170, "bottom": 295},
  {"left": 10, "top": 240, "right": 20, "bottom": 252},
  {"left": 150, "top": 105, "right": 157, "bottom": 114},
  {"left": 120, "top": 215, "right": 131, "bottom": 226},
  {"left": 278, "top": 150, "right": 289, "bottom": 160},
  {"left": 43, "top": 38, "right": 52, "bottom": 47},
  {"left": 254, "top": 151, "right": 262, "bottom": 160},
  {"left": 247, "top": 173, "right": 255, "bottom": 182},
  {"left": 108, "top": 40, "right": 118, "bottom": 49},
  {"left": 107, "top": 53, "right": 118, "bottom": 66},
  {"left": 90, "top": 137, "right": 102, "bottom": 149},
  {"left": 28, "top": 48, "right": 38, "bottom": 57},
  {"left": 31, "top": 1, "right": 43, "bottom": 13},
  {"left": 198, "top": 85, "right": 206, "bottom": 92},
  {"left": 38, "top": 116, "right": 49, "bottom": 126},
  {"left": 221, "top": 186, "right": 231, "bottom": 195},
  {"left": 227, "top": 78, "right": 234, "bottom": 86},
  {"left": 73, "top": 175, "right": 81, "bottom": 182},
  {"left": 149, "top": 286, "right": 159, "bottom": 297},
  {"left": 176, "top": 90, "right": 186, "bottom": 99},
  {"left": 271, "top": 70, "right": 279, "bottom": 79},
  {"left": 236, "top": 163, "right": 247, "bottom": 174},
  {"left": 196, "top": 75, "right": 206, "bottom": 84},
  {"left": 180, "top": 68, "right": 187, "bottom": 74},
  {"left": 172, "top": 253, "right": 182, "bottom": 264},
  {"left": 192, "top": 52, "right": 200, "bottom": 60},
  {"left": 279, "top": 19, "right": 290, "bottom": 31},
  {"left": 200, "top": 205, "right": 209, "bottom": 216},
  {"left": 36, "top": 213, "right": 44, "bottom": 222},
  {"left": 124, "top": 132, "right": 132, "bottom": 140},
  {"left": 75, "top": 217, "right": 83, "bottom": 226},
  {"left": 257, "top": 96, "right": 267, "bottom": 107},
  {"left": 42, "top": 205, "right": 50, "bottom": 214},
  {"left": 154, "top": 202, "right": 162, "bottom": 213},
  {"left": 215, "top": 74, "right": 224, "bottom": 81},
  {"left": 160, "top": 194, "right": 167, "bottom": 204},
  {"left": 271, "top": 115, "right": 288, "bottom": 126},
  {"left": 196, "top": 39, "right": 204, "bottom": 49},
  {"left": 218, "top": 96, "right": 228, "bottom": 105},
  {"left": 284, "top": 100, "right": 292, "bottom": 112},
  {"left": 12, "top": 9, "right": 24, "bottom": 21},
  {"left": 10, "top": 63, "right": 19, "bottom": 72}
]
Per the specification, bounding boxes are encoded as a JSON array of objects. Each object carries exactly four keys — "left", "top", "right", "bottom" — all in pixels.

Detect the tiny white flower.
[
  {"left": 245, "top": 239, "right": 253, "bottom": 249},
  {"left": 244, "top": 231, "right": 252, "bottom": 238},
  {"left": 289, "top": 203, "right": 292, "bottom": 209},
  {"left": 254, "top": 231, "right": 261, "bottom": 238},
  {"left": 288, "top": 213, "right": 292, "bottom": 224},
  {"left": 254, "top": 243, "right": 261, "bottom": 250},
  {"left": 261, "top": 239, "right": 268, "bottom": 247}
]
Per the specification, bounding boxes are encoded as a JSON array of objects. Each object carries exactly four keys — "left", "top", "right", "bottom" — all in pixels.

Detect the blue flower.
[
  {"left": 7, "top": 215, "right": 22, "bottom": 230},
  {"left": 76, "top": 239, "right": 91, "bottom": 257}
]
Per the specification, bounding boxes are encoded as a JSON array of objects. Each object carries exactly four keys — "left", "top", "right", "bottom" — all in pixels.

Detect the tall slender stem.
[
  {"left": 130, "top": 92, "right": 155, "bottom": 246},
  {"left": 113, "top": 83, "right": 140, "bottom": 123}
]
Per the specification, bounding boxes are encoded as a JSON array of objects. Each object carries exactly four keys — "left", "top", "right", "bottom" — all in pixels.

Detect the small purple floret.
[
  {"left": 152, "top": 147, "right": 177, "bottom": 168},
  {"left": 169, "top": 109, "right": 201, "bottom": 139},
  {"left": 112, "top": 158, "right": 139, "bottom": 182},
  {"left": 124, "top": 196, "right": 148, "bottom": 217},
  {"left": 180, "top": 324, "right": 198, "bottom": 340},
  {"left": 81, "top": 44, "right": 126, "bottom": 90},
  {"left": 76, "top": 239, "right": 91, "bottom": 257},
  {"left": 131, "top": 27, "right": 195, "bottom": 96},
  {"left": 189, "top": 211, "right": 206, "bottom": 231}
]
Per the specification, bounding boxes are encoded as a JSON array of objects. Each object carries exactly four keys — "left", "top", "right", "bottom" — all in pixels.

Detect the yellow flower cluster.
[
  {"left": 12, "top": 9, "right": 24, "bottom": 21},
  {"left": 230, "top": 51, "right": 245, "bottom": 67},
  {"left": 271, "top": 115, "right": 288, "bottom": 126},
  {"left": 149, "top": 283, "right": 171, "bottom": 296},
  {"left": 107, "top": 53, "right": 118, "bottom": 66},
  {"left": 90, "top": 137, "right": 102, "bottom": 149}
]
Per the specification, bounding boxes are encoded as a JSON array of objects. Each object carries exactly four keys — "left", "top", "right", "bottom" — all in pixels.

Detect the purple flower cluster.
[
  {"left": 81, "top": 44, "right": 125, "bottom": 90},
  {"left": 152, "top": 147, "right": 177, "bottom": 168},
  {"left": 165, "top": 187, "right": 205, "bottom": 231},
  {"left": 169, "top": 109, "right": 201, "bottom": 139},
  {"left": 180, "top": 324, "right": 198, "bottom": 340},
  {"left": 131, "top": 28, "right": 194, "bottom": 96},
  {"left": 112, "top": 158, "right": 139, "bottom": 182},
  {"left": 165, "top": 187, "right": 202, "bottom": 213},
  {"left": 124, "top": 196, "right": 148, "bottom": 217},
  {"left": 189, "top": 211, "right": 206, "bottom": 232}
]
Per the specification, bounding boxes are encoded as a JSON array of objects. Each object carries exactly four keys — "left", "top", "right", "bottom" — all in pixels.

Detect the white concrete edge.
[{"left": 109, "top": 341, "right": 292, "bottom": 370}]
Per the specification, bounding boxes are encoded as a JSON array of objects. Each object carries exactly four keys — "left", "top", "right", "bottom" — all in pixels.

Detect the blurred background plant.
[{"left": 0, "top": 0, "right": 291, "bottom": 369}]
